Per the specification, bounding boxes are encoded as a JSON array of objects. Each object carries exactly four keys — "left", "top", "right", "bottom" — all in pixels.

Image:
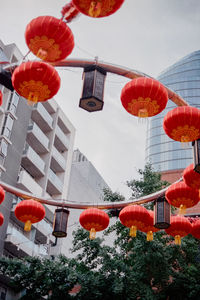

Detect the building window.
[
  {"left": 0, "top": 139, "right": 8, "bottom": 157},
  {"left": 7, "top": 92, "right": 19, "bottom": 114},
  {"left": 1, "top": 114, "right": 14, "bottom": 139}
]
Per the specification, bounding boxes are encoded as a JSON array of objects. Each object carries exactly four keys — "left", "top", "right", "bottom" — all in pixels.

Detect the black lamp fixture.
[
  {"left": 154, "top": 196, "right": 171, "bottom": 229},
  {"left": 192, "top": 139, "right": 200, "bottom": 174},
  {"left": 0, "top": 69, "right": 14, "bottom": 91},
  {"left": 79, "top": 65, "right": 107, "bottom": 112},
  {"left": 52, "top": 208, "right": 70, "bottom": 238}
]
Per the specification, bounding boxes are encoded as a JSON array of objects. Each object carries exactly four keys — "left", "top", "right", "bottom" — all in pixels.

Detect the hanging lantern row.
[{"left": 61, "top": 1, "right": 80, "bottom": 22}]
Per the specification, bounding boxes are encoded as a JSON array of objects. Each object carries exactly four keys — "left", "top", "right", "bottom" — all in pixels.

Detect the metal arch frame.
[{"left": 1, "top": 58, "right": 188, "bottom": 209}]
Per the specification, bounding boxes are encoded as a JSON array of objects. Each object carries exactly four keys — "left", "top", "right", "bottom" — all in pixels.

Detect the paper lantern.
[
  {"left": 183, "top": 163, "right": 200, "bottom": 189},
  {"left": 25, "top": 16, "right": 74, "bottom": 62},
  {"left": 163, "top": 106, "right": 200, "bottom": 143},
  {"left": 0, "top": 212, "right": 4, "bottom": 226},
  {"left": 165, "top": 215, "right": 192, "bottom": 245},
  {"left": 79, "top": 208, "right": 109, "bottom": 239},
  {"left": 61, "top": 2, "right": 80, "bottom": 22},
  {"left": 72, "top": 0, "right": 124, "bottom": 18},
  {"left": 0, "top": 91, "right": 2, "bottom": 106},
  {"left": 0, "top": 185, "right": 5, "bottom": 204},
  {"left": 165, "top": 182, "right": 199, "bottom": 215},
  {"left": 119, "top": 205, "right": 151, "bottom": 237},
  {"left": 12, "top": 61, "right": 60, "bottom": 104},
  {"left": 120, "top": 77, "right": 168, "bottom": 118},
  {"left": 142, "top": 210, "right": 159, "bottom": 241},
  {"left": 15, "top": 199, "right": 45, "bottom": 231},
  {"left": 191, "top": 219, "right": 200, "bottom": 239}
]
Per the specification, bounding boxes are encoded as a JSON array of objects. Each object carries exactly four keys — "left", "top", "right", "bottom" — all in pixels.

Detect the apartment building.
[{"left": 0, "top": 40, "right": 75, "bottom": 262}]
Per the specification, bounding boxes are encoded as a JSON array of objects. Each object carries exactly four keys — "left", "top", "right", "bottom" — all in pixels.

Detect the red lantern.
[
  {"left": 72, "top": 0, "right": 124, "bottom": 18},
  {"left": 183, "top": 163, "right": 200, "bottom": 189},
  {"left": 191, "top": 219, "right": 200, "bottom": 239},
  {"left": 12, "top": 61, "right": 60, "bottom": 104},
  {"left": 165, "top": 215, "right": 192, "bottom": 245},
  {"left": 163, "top": 106, "right": 200, "bottom": 143},
  {"left": 0, "top": 185, "right": 5, "bottom": 204},
  {"left": 79, "top": 208, "right": 109, "bottom": 239},
  {"left": 0, "top": 90, "right": 3, "bottom": 106},
  {"left": 15, "top": 199, "right": 45, "bottom": 231},
  {"left": 61, "top": 2, "right": 80, "bottom": 22},
  {"left": 142, "top": 210, "right": 159, "bottom": 241},
  {"left": 119, "top": 205, "right": 151, "bottom": 237},
  {"left": 0, "top": 212, "right": 4, "bottom": 226},
  {"left": 120, "top": 77, "right": 168, "bottom": 118},
  {"left": 25, "top": 16, "right": 74, "bottom": 62},
  {"left": 165, "top": 182, "right": 199, "bottom": 215}
]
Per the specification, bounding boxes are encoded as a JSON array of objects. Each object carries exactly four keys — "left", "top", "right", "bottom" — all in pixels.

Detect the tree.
[{"left": 0, "top": 163, "right": 200, "bottom": 300}]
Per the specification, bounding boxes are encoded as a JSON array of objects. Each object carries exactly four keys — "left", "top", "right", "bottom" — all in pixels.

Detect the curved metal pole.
[
  {"left": 0, "top": 179, "right": 180, "bottom": 210},
  {"left": 53, "top": 58, "right": 189, "bottom": 107}
]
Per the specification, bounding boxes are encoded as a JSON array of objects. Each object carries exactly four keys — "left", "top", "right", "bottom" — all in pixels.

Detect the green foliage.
[{"left": 127, "top": 162, "right": 169, "bottom": 198}]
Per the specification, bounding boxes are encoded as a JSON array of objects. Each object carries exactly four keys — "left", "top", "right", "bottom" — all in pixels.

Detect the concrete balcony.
[
  {"left": 21, "top": 143, "right": 45, "bottom": 178},
  {"left": 27, "top": 122, "right": 49, "bottom": 154},
  {"left": 51, "top": 146, "right": 66, "bottom": 172},
  {"left": 54, "top": 126, "right": 70, "bottom": 152},
  {"left": 32, "top": 102, "right": 53, "bottom": 132},
  {"left": 5, "top": 224, "right": 48, "bottom": 258},
  {"left": 43, "top": 99, "right": 57, "bottom": 114},
  {"left": 47, "top": 169, "right": 63, "bottom": 195},
  {"left": 17, "top": 168, "right": 43, "bottom": 196}
]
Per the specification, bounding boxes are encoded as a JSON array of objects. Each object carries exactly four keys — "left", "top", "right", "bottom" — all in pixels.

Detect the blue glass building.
[{"left": 145, "top": 51, "right": 200, "bottom": 179}]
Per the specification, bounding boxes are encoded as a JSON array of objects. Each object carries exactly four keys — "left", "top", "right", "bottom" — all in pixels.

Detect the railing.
[
  {"left": 48, "top": 169, "right": 63, "bottom": 192},
  {"left": 34, "top": 103, "right": 53, "bottom": 128},
  {"left": 6, "top": 224, "right": 48, "bottom": 256},
  {"left": 55, "top": 126, "right": 69, "bottom": 148},
  {"left": 28, "top": 121, "right": 49, "bottom": 150},
  {"left": 23, "top": 143, "right": 45, "bottom": 172},
  {"left": 52, "top": 146, "right": 66, "bottom": 168}
]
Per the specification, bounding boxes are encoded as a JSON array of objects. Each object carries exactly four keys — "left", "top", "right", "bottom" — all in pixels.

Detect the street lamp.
[
  {"left": 154, "top": 196, "right": 170, "bottom": 229},
  {"left": 79, "top": 65, "right": 107, "bottom": 112},
  {"left": 52, "top": 208, "right": 70, "bottom": 238}
]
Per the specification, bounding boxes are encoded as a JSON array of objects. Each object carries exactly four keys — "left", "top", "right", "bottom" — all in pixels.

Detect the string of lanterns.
[{"left": 1, "top": 1, "right": 200, "bottom": 248}]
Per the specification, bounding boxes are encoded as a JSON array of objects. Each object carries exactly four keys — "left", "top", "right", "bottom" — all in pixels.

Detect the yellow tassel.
[
  {"left": 89, "top": 228, "right": 96, "bottom": 240},
  {"left": 147, "top": 231, "right": 153, "bottom": 241},
  {"left": 130, "top": 225, "right": 137, "bottom": 237},
  {"left": 37, "top": 48, "right": 47, "bottom": 60},
  {"left": 175, "top": 235, "right": 181, "bottom": 245},
  {"left": 24, "top": 220, "right": 32, "bottom": 232},
  {"left": 88, "top": 1, "right": 102, "bottom": 17},
  {"left": 179, "top": 204, "right": 186, "bottom": 215}
]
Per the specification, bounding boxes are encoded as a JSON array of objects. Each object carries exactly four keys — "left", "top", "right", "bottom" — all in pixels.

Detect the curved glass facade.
[{"left": 145, "top": 50, "right": 200, "bottom": 172}]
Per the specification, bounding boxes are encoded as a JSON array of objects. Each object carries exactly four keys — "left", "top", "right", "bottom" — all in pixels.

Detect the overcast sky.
[{"left": 1, "top": 0, "right": 200, "bottom": 198}]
